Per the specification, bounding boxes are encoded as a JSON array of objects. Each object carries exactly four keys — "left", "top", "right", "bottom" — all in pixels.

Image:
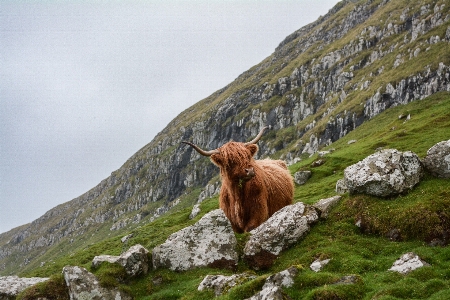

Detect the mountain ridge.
[{"left": 1, "top": 0, "right": 449, "bottom": 276}]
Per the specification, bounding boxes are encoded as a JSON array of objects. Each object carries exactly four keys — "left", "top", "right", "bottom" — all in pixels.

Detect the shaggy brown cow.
[{"left": 182, "top": 127, "right": 294, "bottom": 233}]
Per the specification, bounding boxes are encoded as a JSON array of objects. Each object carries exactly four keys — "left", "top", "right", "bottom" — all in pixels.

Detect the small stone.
[
  {"left": 310, "top": 259, "right": 331, "bottom": 272},
  {"left": 389, "top": 252, "right": 430, "bottom": 274}
]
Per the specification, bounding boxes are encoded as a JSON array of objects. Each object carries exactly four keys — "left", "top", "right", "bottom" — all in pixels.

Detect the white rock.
[
  {"left": 310, "top": 258, "right": 331, "bottom": 272},
  {"left": 389, "top": 252, "right": 430, "bottom": 274}
]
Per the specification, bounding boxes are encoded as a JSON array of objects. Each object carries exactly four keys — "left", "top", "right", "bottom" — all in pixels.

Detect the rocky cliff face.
[{"left": 1, "top": 0, "right": 449, "bottom": 275}]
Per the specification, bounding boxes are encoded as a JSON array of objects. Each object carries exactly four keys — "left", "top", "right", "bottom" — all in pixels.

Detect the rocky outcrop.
[
  {"left": 63, "top": 266, "right": 131, "bottom": 300},
  {"left": 388, "top": 252, "right": 430, "bottom": 274},
  {"left": 92, "top": 244, "right": 149, "bottom": 277},
  {"left": 344, "top": 149, "right": 423, "bottom": 197},
  {"left": 0, "top": 276, "right": 49, "bottom": 300},
  {"left": 152, "top": 209, "right": 238, "bottom": 271},
  {"left": 244, "top": 202, "right": 319, "bottom": 270},
  {"left": 423, "top": 140, "right": 450, "bottom": 178}
]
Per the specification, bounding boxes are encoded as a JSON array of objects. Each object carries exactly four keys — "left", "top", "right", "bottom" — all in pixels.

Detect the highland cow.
[{"left": 183, "top": 126, "right": 294, "bottom": 233}]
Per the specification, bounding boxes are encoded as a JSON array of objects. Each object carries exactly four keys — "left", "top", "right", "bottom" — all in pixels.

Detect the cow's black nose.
[{"left": 245, "top": 168, "right": 255, "bottom": 178}]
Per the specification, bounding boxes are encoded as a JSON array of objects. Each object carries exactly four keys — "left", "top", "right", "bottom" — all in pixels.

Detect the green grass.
[{"left": 19, "top": 91, "right": 450, "bottom": 299}]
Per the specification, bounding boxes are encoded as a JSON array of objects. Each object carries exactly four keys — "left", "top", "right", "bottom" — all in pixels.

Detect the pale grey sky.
[{"left": 0, "top": 0, "right": 340, "bottom": 234}]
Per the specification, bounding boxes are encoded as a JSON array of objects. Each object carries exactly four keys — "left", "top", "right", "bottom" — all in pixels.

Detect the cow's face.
[
  {"left": 211, "top": 142, "right": 258, "bottom": 183},
  {"left": 182, "top": 126, "right": 268, "bottom": 184}
]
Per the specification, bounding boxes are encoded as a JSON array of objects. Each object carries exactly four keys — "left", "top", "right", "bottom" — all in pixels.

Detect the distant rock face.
[
  {"left": 152, "top": 209, "right": 238, "bottom": 271},
  {"left": 388, "top": 252, "right": 430, "bottom": 274},
  {"left": 0, "top": 276, "right": 49, "bottom": 300},
  {"left": 92, "top": 244, "right": 149, "bottom": 277},
  {"left": 63, "top": 266, "right": 132, "bottom": 300},
  {"left": 244, "top": 202, "right": 318, "bottom": 270},
  {"left": 344, "top": 149, "right": 423, "bottom": 197},
  {"left": 423, "top": 140, "right": 450, "bottom": 178}
]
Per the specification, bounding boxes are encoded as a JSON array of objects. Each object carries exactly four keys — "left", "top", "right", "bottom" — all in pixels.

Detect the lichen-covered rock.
[
  {"left": 245, "top": 285, "right": 290, "bottom": 300},
  {"left": 246, "top": 266, "right": 299, "bottom": 300},
  {"left": 313, "top": 195, "right": 341, "bottom": 218},
  {"left": 198, "top": 273, "right": 256, "bottom": 296},
  {"left": 62, "top": 266, "right": 132, "bottom": 300},
  {"left": 422, "top": 140, "right": 450, "bottom": 178},
  {"left": 262, "top": 266, "right": 299, "bottom": 289},
  {"left": 344, "top": 149, "right": 423, "bottom": 197},
  {"left": 293, "top": 170, "right": 311, "bottom": 185},
  {"left": 0, "top": 276, "right": 49, "bottom": 300},
  {"left": 335, "top": 178, "right": 348, "bottom": 194},
  {"left": 118, "top": 244, "right": 150, "bottom": 277},
  {"left": 388, "top": 252, "right": 430, "bottom": 274},
  {"left": 244, "top": 203, "right": 318, "bottom": 270},
  {"left": 152, "top": 209, "right": 238, "bottom": 271},
  {"left": 92, "top": 244, "right": 149, "bottom": 277}
]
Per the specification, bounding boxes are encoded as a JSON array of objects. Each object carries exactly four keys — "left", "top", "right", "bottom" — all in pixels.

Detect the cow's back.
[{"left": 257, "top": 159, "right": 294, "bottom": 215}]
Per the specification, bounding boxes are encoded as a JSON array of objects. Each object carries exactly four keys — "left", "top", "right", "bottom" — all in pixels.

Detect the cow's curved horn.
[
  {"left": 182, "top": 141, "right": 219, "bottom": 156},
  {"left": 245, "top": 126, "right": 269, "bottom": 145}
]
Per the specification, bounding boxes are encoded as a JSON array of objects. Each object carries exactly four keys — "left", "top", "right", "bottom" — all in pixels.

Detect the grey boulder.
[
  {"left": 92, "top": 244, "right": 149, "bottom": 277},
  {"left": 423, "top": 140, "right": 450, "bottom": 178},
  {"left": 344, "top": 149, "right": 423, "bottom": 197},
  {"left": 244, "top": 202, "right": 318, "bottom": 270},
  {"left": 152, "top": 209, "right": 238, "bottom": 271}
]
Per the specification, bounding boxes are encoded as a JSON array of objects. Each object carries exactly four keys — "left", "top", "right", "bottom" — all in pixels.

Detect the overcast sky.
[{"left": 0, "top": 0, "right": 340, "bottom": 234}]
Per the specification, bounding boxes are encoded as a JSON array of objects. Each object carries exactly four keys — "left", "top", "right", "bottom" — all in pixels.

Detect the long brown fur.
[{"left": 210, "top": 141, "right": 294, "bottom": 233}]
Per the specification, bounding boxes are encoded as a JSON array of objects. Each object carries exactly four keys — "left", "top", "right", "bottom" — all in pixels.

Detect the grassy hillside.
[{"left": 19, "top": 91, "right": 450, "bottom": 299}]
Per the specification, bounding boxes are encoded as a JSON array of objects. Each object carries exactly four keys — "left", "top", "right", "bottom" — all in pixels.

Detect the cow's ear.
[
  {"left": 246, "top": 144, "right": 258, "bottom": 156},
  {"left": 210, "top": 153, "right": 223, "bottom": 166}
]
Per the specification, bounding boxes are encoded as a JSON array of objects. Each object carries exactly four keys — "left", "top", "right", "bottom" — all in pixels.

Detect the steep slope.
[
  {"left": 20, "top": 91, "right": 450, "bottom": 299},
  {"left": 1, "top": 0, "right": 449, "bottom": 276}
]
